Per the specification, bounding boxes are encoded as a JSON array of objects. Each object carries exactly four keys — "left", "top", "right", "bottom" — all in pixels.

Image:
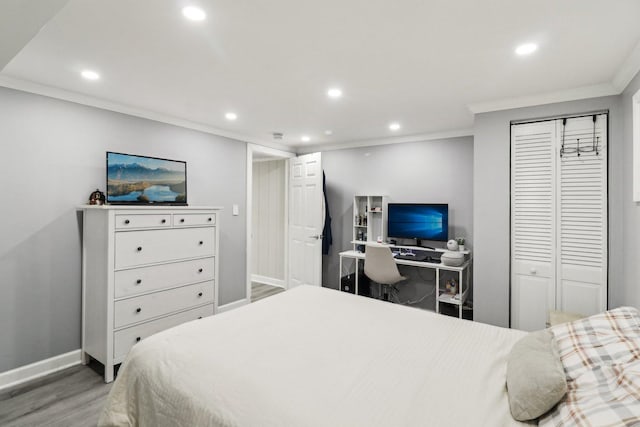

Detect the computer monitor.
[{"left": 387, "top": 203, "right": 448, "bottom": 243}]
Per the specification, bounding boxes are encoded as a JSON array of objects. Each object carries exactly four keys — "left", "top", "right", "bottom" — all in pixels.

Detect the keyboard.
[{"left": 395, "top": 253, "right": 440, "bottom": 262}]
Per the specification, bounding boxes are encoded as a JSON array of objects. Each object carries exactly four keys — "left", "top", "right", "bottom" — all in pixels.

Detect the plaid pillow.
[{"left": 539, "top": 307, "right": 640, "bottom": 426}]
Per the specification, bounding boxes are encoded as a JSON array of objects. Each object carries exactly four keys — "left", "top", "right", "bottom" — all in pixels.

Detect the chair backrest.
[{"left": 364, "top": 243, "right": 405, "bottom": 285}]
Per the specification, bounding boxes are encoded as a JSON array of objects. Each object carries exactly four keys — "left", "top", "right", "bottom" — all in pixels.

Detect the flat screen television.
[
  {"left": 106, "top": 152, "right": 187, "bottom": 205},
  {"left": 387, "top": 203, "right": 448, "bottom": 243}
]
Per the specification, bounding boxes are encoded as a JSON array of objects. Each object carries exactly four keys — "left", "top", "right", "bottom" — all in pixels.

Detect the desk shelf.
[
  {"left": 438, "top": 286, "right": 470, "bottom": 306},
  {"left": 352, "top": 195, "right": 387, "bottom": 248}
]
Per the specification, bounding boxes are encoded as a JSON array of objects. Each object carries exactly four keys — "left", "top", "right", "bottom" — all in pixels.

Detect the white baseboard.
[
  {"left": 252, "top": 274, "right": 286, "bottom": 288},
  {"left": 0, "top": 349, "right": 82, "bottom": 391},
  {"left": 217, "top": 298, "right": 249, "bottom": 313}
]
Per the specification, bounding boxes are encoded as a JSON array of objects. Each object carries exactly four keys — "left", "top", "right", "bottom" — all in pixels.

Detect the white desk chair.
[{"left": 364, "top": 243, "right": 406, "bottom": 302}]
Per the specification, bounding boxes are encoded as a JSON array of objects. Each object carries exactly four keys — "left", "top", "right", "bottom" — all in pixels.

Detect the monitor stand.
[{"left": 415, "top": 239, "right": 435, "bottom": 250}]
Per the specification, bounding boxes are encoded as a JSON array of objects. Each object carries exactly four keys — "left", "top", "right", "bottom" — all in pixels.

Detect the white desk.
[{"left": 338, "top": 249, "right": 472, "bottom": 318}]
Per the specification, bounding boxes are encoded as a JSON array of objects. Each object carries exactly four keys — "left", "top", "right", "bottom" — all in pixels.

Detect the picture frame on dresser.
[{"left": 79, "top": 205, "right": 222, "bottom": 382}]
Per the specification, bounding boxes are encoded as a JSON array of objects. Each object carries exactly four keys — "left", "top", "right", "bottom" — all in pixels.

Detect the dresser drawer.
[
  {"left": 113, "top": 304, "right": 213, "bottom": 362},
  {"left": 114, "top": 258, "right": 215, "bottom": 299},
  {"left": 173, "top": 213, "right": 216, "bottom": 227},
  {"left": 115, "top": 227, "right": 215, "bottom": 269},
  {"left": 115, "top": 214, "right": 171, "bottom": 230},
  {"left": 114, "top": 281, "right": 214, "bottom": 328}
]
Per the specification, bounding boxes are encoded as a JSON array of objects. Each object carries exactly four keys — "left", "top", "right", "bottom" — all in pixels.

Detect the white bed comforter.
[{"left": 99, "top": 286, "right": 529, "bottom": 427}]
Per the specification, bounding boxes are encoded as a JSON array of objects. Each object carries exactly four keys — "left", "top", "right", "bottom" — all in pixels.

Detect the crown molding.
[
  {"left": 296, "top": 128, "right": 474, "bottom": 154},
  {"left": 0, "top": 74, "right": 295, "bottom": 153},
  {"left": 467, "top": 82, "right": 619, "bottom": 115},
  {"left": 612, "top": 39, "right": 640, "bottom": 92},
  {"left": 469, "top": 41, "right": 640, "bottom": 115}
]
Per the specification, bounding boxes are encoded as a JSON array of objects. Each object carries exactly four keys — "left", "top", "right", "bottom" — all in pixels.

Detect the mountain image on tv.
[{"left": 107, "top": 153, "right": 186, "bottom": 204}]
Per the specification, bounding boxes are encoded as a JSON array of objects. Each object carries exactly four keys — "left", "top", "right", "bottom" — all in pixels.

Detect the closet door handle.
[{"left": 530, "top": 268, "right": 537, "bottom": 275}]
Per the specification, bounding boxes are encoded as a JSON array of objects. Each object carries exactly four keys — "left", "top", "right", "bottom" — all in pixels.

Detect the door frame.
[{"left": 246, "top": 144, "right": 296, "bottom": 302}]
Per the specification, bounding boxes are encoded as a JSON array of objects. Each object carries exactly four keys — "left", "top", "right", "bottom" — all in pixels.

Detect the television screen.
[
  {"left": 387, "top": 203, "right": 448, "bottom": 242},
  {"left": 106, "top": 152, "right": 187, "bottom": 205}
]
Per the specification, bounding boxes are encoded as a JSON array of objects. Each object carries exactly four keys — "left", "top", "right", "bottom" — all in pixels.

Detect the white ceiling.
[
  {"left": 2, "top": 0, "right": 640, "bottom": 150},
  {"left": 0, "top": 0, "right": 69, "bottom": 69}
]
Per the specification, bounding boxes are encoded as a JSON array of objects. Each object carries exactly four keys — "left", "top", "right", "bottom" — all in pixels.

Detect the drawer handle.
[
  {"left": 198, "top": 268, "right": 203, "bottom": 273},
  {"left": 161, "top": 219, "right": 166, "bottom": 224},
  {"left": 136, "top": 279, "right": 142, "bottom": 285},
  {"left": 198, "top": 292, "right": 203, "bottom": 297},
  {"left": 136, "top": 337, "right": 141, "bottom": 342},
  {"left": 137, "top": 246, "right": 142, "bottom": 252},
  {"left": 199, "top": 241, "right": 204, "bottom": 245},
  {"left": 136, "top": 307, "right": 142, "bottom": 313},
  {"left": 180, "top": 218, "right": 185, "bottom": 223},
  {"left": 124, "top": 219, "right": 130, "bottom": 224},
  {"left": 208, "top": 217, "right": 212, "bottom": 222}
]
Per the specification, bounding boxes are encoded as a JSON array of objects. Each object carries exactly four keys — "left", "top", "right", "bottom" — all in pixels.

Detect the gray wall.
[
  {"left": 621, "top": 70, "right": 640, "bottom": 309},
  {"left": 473, "top": 95, "right": 624, "bottom": 327},
  {"left": 0, "top": 86, "right": 247, "bottom": 373},
  {"left": 322, "top": 137, "right": 474, "bottom": 308}
]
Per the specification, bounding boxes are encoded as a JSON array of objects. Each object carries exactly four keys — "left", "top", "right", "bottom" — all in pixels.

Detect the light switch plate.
[{"left": 232, "top": 204, "right": 239, "bottom": 216}]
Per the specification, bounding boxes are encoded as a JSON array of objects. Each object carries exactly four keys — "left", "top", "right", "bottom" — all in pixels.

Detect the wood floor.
[
  {"left": 251, "top": 282, "right": 285, "bottom": 302},
  {"left": 0, "top": 364, "right": 111, "bottom": 427},
  {"left": 0, "top": 283, "right": 286, "bottom": 426}
]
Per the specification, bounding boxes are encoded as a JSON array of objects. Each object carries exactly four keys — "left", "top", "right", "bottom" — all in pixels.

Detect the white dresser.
[{"left": 80, "top": 205, "right": 221, "bottom": 382}]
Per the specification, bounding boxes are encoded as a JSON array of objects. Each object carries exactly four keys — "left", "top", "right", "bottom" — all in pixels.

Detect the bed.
[
  {"left": 99, "top": 285, "right": 530, "bottom": 426},
  {"left": 98, "top": 285, "right": 640, "bottom": 426}
]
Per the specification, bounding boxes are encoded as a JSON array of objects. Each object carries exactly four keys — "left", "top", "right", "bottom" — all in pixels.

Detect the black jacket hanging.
[{"left": 322, "top": 171, "right": 333, "bottom": 255}]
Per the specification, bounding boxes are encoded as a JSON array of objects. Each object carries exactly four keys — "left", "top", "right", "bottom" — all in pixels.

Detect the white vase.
[{"left": 459, "top": 245, "right": 465, "bottom": 251}]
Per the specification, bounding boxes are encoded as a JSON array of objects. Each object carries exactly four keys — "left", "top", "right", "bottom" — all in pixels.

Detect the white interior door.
[
  {"left": 511, "top": 114, "right": 608, "bottom": 331},
  {"left": 556, "top": 115, "right": 608, "bottom": 316},
  {"left": 288, "top": 152, "right": 323, "bottom": 288},
  {"left": 511, "top": 121, "right": 556, "bottom": 331}
]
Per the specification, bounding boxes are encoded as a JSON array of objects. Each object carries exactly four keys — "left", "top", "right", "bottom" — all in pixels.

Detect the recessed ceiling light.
[
  {"left": 182, "top": 6, "right": 206, "bottom": 21},
  {"left": 327, "top": 88, "right": 342, "bottom": 99},
  {"left": 389, "top": 122, "right": 401, "bottom": 131},
  {"left": 81, "top": 70, "right": 100, "bottom": 81},
  {"left": 301, "top": 135, "right": 311, "bottom": 142},
  {"left": 515, "top": 43, "right": 537, "bottom": 56},
  {"left": 225, "top": 112, "right": 237, "bottom": 121},
  {"left": 324, "top": 130, "right": 333, "bottom": 136}
]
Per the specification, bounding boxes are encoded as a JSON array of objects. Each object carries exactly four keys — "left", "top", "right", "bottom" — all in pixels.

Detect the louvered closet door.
[
  {"left": 556, "top": 115, "right": 607, "bottom": 316},
  {"left": 511, "top": 121, "right": 556, "bottom": 331}
]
